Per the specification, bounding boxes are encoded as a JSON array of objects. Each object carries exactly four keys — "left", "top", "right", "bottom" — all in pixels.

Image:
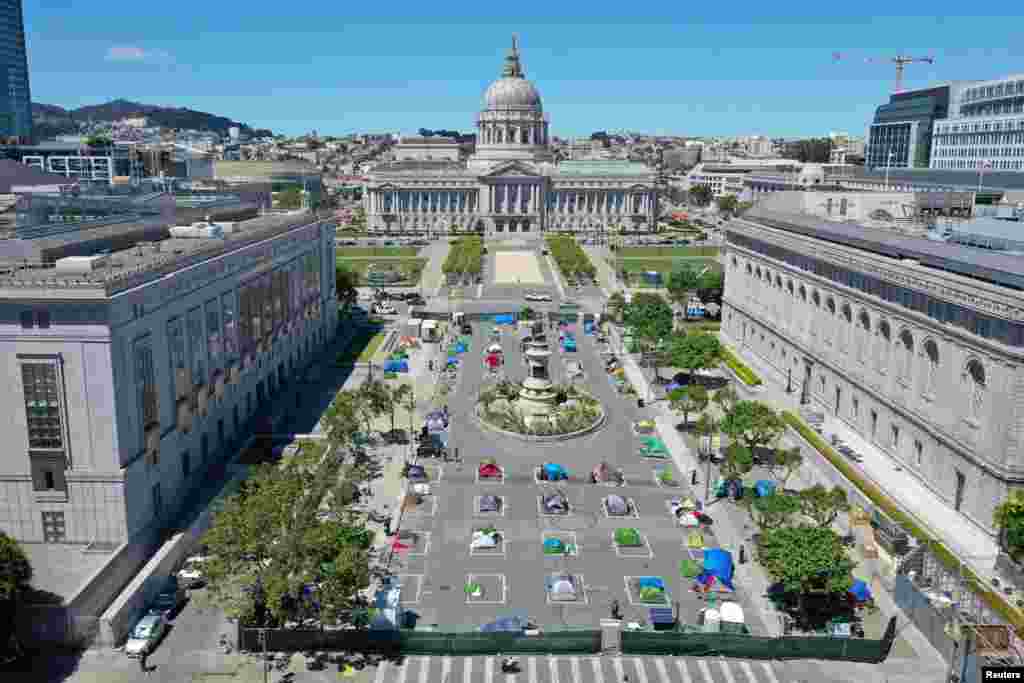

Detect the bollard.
[
  {"left": 739, "top": 544, "right": 747, "bottom": 565},
  {"left": 691, "top": 470, "right": 697, "bottom": 486}
]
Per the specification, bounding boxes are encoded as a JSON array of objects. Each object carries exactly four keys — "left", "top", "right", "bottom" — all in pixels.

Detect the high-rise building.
[
  {"left": 865, "top": 86, "right": 951, "bottom": 170},
  {"left": 0, "top": 0, "right": 33, "bottom": 142},
  {"left": 931, "top": 75, "right": 1024, "bottom": 172}
]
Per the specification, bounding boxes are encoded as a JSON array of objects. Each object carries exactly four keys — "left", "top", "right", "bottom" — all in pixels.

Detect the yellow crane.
[{"left": 833, "top": 52, "right": 935, "bottom": 93}]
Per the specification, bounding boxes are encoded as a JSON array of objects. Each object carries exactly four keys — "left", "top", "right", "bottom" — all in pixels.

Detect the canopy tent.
[
  {"left": 615, "top": 528, "right": 642, "bottom": 547},
  {"left": 542, "top": 463, "right": 568, "bottom": 480},
  {"left": 479, "top": 495, "right": 501, "bottom": 513},
  {"left": 470, "top": 530, "right": 500, "bottom": 549},
  {"left": 547, "top": 574, "right": 578, "bottom": 601},
  {"left": 425, "top": 416, "right": 447, "bottom": 432},
  {"left": 754, "top": 480, "right": 777, "bottom": 498},
  {"left": 478, "top": 463, "right": 502, "bottom": 479},
  {"left": 542, "top": 493, "right": 569, "bottom": 514},
  {"left": 486, "top": 343, "right": 502, "bottom": 353},
  {"left": 606, "top": 495, "right": 630, "bottom": 516},
  {"left": 383, "top": 359, "right": 409, "bottom": 373},
  {"left": 678, "top": 511, "right": 701, "bottom": 527},
  {"left": 696, "top": 548, "right": 735, "bottom": 591},
  {"left": 848, "top": 579, "right": 873, "bottom": 603},
  {"left": 425, "top": 410, "right": 448, "bottom": 424},
  {"left": 543, "top": 538, "right": 565, "bottom": 555}
]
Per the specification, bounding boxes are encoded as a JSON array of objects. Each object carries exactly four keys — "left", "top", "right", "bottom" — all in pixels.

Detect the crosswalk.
[{"left": 368, "top": 654, "right": 788, "bottom": 683}]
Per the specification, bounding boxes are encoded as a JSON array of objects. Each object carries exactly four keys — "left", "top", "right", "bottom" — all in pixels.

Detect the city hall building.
[
  {"left": 363, "top": 37, "right": 659, "bottom": 237},
  {"left": 0, "top": 211, "right": 337, "bottom": 547},
  {"left": 722, "top": 190, "right": 1024, "bottom": 540}
]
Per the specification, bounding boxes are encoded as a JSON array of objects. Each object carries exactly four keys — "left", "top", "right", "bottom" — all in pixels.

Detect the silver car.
[{"left": 124, "top": 613, "right": 167, "bottom": 657}]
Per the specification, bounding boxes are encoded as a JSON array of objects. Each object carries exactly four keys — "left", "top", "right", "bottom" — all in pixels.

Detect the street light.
[{"left": 884, "top": 147, "right": 895, "bottom": 191}]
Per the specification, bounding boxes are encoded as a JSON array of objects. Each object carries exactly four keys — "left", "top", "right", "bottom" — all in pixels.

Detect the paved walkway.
[{"left": 721, "top": 333, "right": 1001, "bottom": 575}]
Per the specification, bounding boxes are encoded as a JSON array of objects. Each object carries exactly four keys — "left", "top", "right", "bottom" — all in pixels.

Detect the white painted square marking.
[
  {"left": 612, "top": 531, "right": 654, "bottom": 559},
  {"left": 395, "top": 574, "right": 424, "bottom": 604},
  {"left": 405, "top": 531, "right": 432, "bottom": 557},
  {"left": 537, "top": 495, "right": 573, "bottom": 517},
  {"left": 465, "top": 573, "right": 507, "bottom": 605},
  {"left": 469, "top": 528, "right": 506, "bottom": 558},
  {"left": 546, "top": 573, "right": 589, "bottom": 605},
  {"left": 474, "top": 466, "right": 504, "bottom": 485},
  {"left": 623, "top": 575, "right": 670, "bottom": 607}
]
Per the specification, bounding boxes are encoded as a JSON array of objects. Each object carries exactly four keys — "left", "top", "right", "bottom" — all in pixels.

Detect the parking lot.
[{"left": 389, "top": 316, "right": 762, "bottom": 633}]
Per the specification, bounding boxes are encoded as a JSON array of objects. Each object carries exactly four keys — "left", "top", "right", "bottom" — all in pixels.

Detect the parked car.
[
  {"left": 372, "top": 302, "right": 397, "bottom": 315},
  {"left": 124, "top": 614, "right": 168, "bottom": 657},
  {"left": 406, "top": 295, "right": 426, "bottom": 307},
  {"left": 524, "top": 291, "right": 552, "bottom": 302},
  {"left": 148, "top": 578, "right": 187, "bottom": 618},
  {"left": 177, "top": 556, "right": 207, "bottom": 588}
]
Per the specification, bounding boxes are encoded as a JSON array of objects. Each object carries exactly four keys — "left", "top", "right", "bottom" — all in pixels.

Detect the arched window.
[
  {"left": 924, "top": 340, "right": 939, "bottom": 395},
  {"left": 826, "top": 298, "right": 835, "bottom": 315},
  {"left": 899, "top": 330, "right": 914, "bottom": 381},
  {"left": 839, "top": 304, "right": 852, "bottom": 351},
  {"left": 755, "top": 266, "right": 762, "bottom": 279},
  {"left": 746, "top": 263, "right": 753, "bottom": 276},
  {"left": 858, "top": 311, "right": 871, "bottom": 363},
  {"left": 965, "top": 359, "right": 986, "bottom": 420},
  {"left": 798, "top": 285, "right": 807, "bottom": 302},
  {"left": 812, "top": 290, "right": 820, "bottom": 307},
  {"left": 775, "top": 274, "right": 783, "bottom": 289},
  {"left": 732, "top": 256, "right": 738, "bottom": 268},
  {"left": 787, "top": 279, "right": 794, "bottom": 296},
  {"left": 877, "top": 320, "right": 891, "bottom": 372}
]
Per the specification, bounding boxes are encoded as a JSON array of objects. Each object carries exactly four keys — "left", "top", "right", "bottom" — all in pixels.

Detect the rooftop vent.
[{"left": 55, "top": 255, "right": 109, "bottom": 275}]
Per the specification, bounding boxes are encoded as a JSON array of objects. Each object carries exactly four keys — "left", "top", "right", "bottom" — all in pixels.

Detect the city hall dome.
[{"left": 482, "top": 36, "right": 543, "bottom": 112}]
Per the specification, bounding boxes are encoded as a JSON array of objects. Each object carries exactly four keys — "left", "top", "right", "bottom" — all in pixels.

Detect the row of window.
[
  {"left": 934, "top": 130, "right": 1024, "bottom": 144},
  {"left": 932, "top": 160, "right": 1024, "bottom": 171},
  {"left": 963, "top": 81, "right": 1024, "bottom": 102},
  {"left": 938, "top": 119, "right": 1024, "bottom": 134},
  {"left": 728, "top": 230, "right": 1024, "bottom": 347},
  {"left": 933, "top": 147, "right": 1024, "bottom": 158}
]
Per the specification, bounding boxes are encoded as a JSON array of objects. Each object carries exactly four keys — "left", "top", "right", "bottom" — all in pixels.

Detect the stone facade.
[
  {"left": 0, "top": 215, "right": 338, "bottom": 545},
  {"left": 363, "top": 37, "right": 657, "bottom": 237},
  {"left": 722, "top": 206, "right": 1024, "bottom": 539}
]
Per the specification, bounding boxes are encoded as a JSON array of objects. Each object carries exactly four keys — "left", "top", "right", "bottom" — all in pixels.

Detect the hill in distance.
[{"left": 31, "top": 99, "right": 274, "bottom": 138}]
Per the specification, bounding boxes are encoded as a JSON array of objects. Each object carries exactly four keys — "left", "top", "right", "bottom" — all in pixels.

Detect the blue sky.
[{"left": 22, "top": 1, "right": 1024, "bottom": 138}]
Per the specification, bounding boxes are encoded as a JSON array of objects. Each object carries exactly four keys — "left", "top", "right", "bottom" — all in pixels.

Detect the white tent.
[
  {"left": 720, "top": 601, "right": 744, "bottom": 624},
  {"left": 700, "top": 608, "right": 721, "bottom": 633},
  {"left": 678, "top": 511, "right": 701, "bottom": 527},
  {"left": 548, "top": 574, "right": 577, "bottom": 601},
  {"left": 471, "top": 530, "right": 499, "bottom": 549}
]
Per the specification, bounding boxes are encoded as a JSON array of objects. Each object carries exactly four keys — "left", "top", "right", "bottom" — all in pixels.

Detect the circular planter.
[{"left": 474, "top": 404, "right": 607, "bottom": 442}]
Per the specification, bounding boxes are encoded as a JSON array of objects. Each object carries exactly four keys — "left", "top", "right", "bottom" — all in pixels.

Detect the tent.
[
  {"left": 479, "top": 495, "right": 501, "bottom": 513},
  {"left": 679, "top": 558, "right": 703, "bottom": 578},
  {"left": 754, "top": 480, "right": 777, "bottom": 498},
  {"left": 615, "top": 528, "right": 642, "bottom": 547},
  {"left": 592, "top": 462, "right": 610, "bottom": 483},
  {"left": 485, "top": 353, "right": 501, "bottom": 369},
  {"left": 407, "top": 465, "right": 427, "bottom": 481},
  {"left": 542, "top": 493, "right": 569, "bottom": 514},
  {"left": 494, "top": 314, "right": 515, "bottom": 325},
  {"left": 471, "top": 530, "right": 499, "bottom": 549},
  {"left": 562, "top": 338, "right": 577, "bottom": 352},
  {"left": 543, "top": 538, "right": 565, "bottom": 555},
  {"left": 383, "top": 359, "right": 409, "bottom": 373},
  {"left": 678, "top": 511, "right": 701, "bottom": 527},
  {"left": 487, "top": 343, "right": 502, "bottom": 353},
  {"left": 480, "top": 615, "right": 529, "bottom": 633},
  {"left": 848, "top": 579, "right": 873, "bottom": 603},
  {"left": 720, "top": 601, "right": 744, "bottom": 624},
  {"left": 638, "top": 576, "right": 666, "bottom": 603},
  {"left": 478, "top": 463, "right": 502, "bottom": 479},
  {"left": 697, "top": 549, "right": 735, "bottom": 591},
  {"left": 542, "top": 463, "right": 568, "bottom": 480},
  {"left": 547, "top": 574, "right": 577, "bottom": 602},
  {"left": 633, "top": 419, "right": 656, "bottom": 434},
  {"left": 425, "top": 416, "right": 447, "bottom": 432},
  {"left": 606, "top": 495, "right": 630, "bottom": 516}
]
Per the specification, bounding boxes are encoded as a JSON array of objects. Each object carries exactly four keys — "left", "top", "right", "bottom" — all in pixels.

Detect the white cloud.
[{"left": 105, "top": 46, "right": 173, "bottom": 64}]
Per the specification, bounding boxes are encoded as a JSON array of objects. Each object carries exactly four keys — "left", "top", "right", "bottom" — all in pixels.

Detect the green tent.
[
  {"left": 615, "top": 528, "right": 642, "bottom": 547},
  {"left": 640, "top": 586, "right": 664, "bottom": 603},
  {"left": 679, "top": 558, "right": 703, "bottom": 578}
]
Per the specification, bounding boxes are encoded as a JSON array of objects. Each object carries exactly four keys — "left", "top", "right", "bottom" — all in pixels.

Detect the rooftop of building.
[
  {"left": 837, "top": 166, "right": 1024, "bottom": 192},
  {"left": 0, "top": 210, "right": 317, "bottom": 296},
  {"left": 213, "top": 159, "right": 320, "bottom": 179},
  {"left": 742, "top": 202, "right": 1024, "bottom": 291},
  {"left": 396, "top": 136, "right": 459, "bottom": 145},
  {"left": 0, "top": 159, "right": 75, "bottom": 193},
  {"left": 552, "top": 160, "right": 653, "bottom": 176}
]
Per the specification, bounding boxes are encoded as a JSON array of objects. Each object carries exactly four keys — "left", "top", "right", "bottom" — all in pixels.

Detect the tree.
[
  {"left": 751, "top": 493, "right": 802, "bottom": 529},
  {"left": 357, "top": 380, "right": 391, "bottom": 434},
  {"left": 712, "top": 385, "right": 738, "bottom": 414},
  {"left": 716, "top": 194, "right": 739, "bottom": 215},
  {"left": 720, "top": 443, "right": 754, "bottom": 482},
  {"left": 767, "top": 446, "right": 804, "bottom": 489},
  {"left": 520, "top": 306, "right": 535, "bottom": 320},
  {"left": 607, "top": 292, "right": 627, "bottom": 322},
  {"left": 995, "top": 490, "right": 1024, "bottom": 559},
  {"left": 277, "top": 186, "right": 304, "bottom": 209},
  {"left": 757, "top": 525, "right": 855, "bottom": 622},
  {"left": 669, "top": 385, "right": 708, "bottom": 431},
  {"left": 799, "top": 485, "right": 851, "bottom": 528},
  {"left": 666, "top": 266, "right": 699, "bottom": 311},
  {"left": 336, "top": 265, "right": 358, "bottom": 310},
  {"left": 689, "top": 184, "right": 713, "bottom": 207},
  {"left": 386, "top": 384, "right": 413, "bottom": 435},
  {"left": 623, "top": 292, "right": 673, "bottom": 346},
  {"left": 322, "top": 391, "right": 362, "bottom": 451},
  {"left": 0, "top": 533, "right": 31, "bottom": 602},
  {"left": 696, "top": 270, "right": 724, "bottom": 300},
  {"left": 720, "top": 400, "right": 785, "bottom": 452},
  {"left": 667, "top": 333, "right": 722, "bottom": 382}
]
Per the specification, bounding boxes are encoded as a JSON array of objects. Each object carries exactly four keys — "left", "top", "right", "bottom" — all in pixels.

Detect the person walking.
[{"left": 139, "top": 651, "right": 151, "bottom": 675}]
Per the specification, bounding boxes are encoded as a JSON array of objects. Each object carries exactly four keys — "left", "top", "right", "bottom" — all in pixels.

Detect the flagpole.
[{"left": 978, "top": 162, "right": 986, "bottom": 194}]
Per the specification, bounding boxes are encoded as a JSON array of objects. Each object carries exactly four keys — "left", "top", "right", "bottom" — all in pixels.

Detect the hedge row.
[
  {"left": 545, "top": 236, "right": 596, "bottom": 279},
  {"left": 442, "top": 236, "right": 484, "bottom": 275},
  {"left": 782, "top": 411, "right": 1024, "bottom": 634},
  {"left": 720, "top": 347, "right": 762, "bottom": 386}
]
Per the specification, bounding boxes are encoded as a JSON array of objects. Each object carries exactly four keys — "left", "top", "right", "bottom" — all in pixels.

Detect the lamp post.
[
  {"left": 785, "top": 367, "right": 793, "bottom": 394},
  {"left": 884, "top": 148, "right": 895, "bottom": 191}
]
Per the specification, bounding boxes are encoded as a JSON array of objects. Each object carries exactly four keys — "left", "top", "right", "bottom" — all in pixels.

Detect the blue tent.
[
  {"left": 755, "top": 480, "right": 776, "bottom": 497},
  {"left": 495, "top": 314, "right": 515, "bottom": 325},
  {"left": 480, "top": 615, "right": 528, "bottom": 633},
  {"left": 699, "top": 549, "right": 735, "bottom": 590},
  {"left": 638, "top": 576, "right": 665, "bottom": 591},
  {"left": 848, "top": 579, "right": 872, "bottom": 602},
  {"left": 383, "top": 359, "right": 409, "bottom": 373},
  {"left": 544, "top": 463, "right": 568, "bottom": 480},
  {"left": 665, "top": 382, "right": 684, "bottom": 394},
  {"left": 543, "top": 538, "right": 564, "bottom": 553},
  {"left": 649, "top": 607, "right": 675, "bottom": 624}
]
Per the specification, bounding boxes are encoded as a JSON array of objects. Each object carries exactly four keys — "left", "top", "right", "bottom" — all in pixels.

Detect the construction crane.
[{"left": 832, "top": 52, "right": 935, "bottom": 93}]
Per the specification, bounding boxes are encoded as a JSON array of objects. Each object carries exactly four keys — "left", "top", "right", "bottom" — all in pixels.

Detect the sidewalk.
[{"left": 721, "top": 333, "right": 1000, "bottom": 575}]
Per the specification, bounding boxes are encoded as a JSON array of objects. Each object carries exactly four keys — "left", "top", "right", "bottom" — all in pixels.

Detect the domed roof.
[
  {"left": 484, "top": 77, "right": 543, "bottom": 111},
  {"left": 482, "top": 35, "right": 543, "bottom": 112}
]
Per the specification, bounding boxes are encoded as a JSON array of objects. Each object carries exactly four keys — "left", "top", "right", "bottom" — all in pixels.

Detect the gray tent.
[
  {"left": 480, "top": 495, "right": 501, "bottom": 513},
  {"left": 547, "top": 573, "right": 578, "bottom": 602},
  {"left": 606, "top": 494, "right": 629, "bottom": 516},
  {"left": 542, "top": 493, "right": 569, "bottom": 514}
]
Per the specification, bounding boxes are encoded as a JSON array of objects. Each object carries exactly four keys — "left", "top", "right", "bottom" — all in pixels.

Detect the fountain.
[{"left": 517, "top": 338, "right": 558, "bottom": 425}]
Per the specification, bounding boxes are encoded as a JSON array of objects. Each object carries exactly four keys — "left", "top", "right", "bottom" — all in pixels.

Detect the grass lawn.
[
  {"left": 336, "top": 258, "right": 428, "bottom": 285},
  {"left": 336, "top": 247, "right": 420, "bottom": 258},
  {"left": 357, "top": 332, "right": 387, "bottom": 362},
  {"left": 618, "top": 246, "right": 720, "bottom": 258},
  {"left": 615, "top": 258, "right": 722, "bottom": 275}
]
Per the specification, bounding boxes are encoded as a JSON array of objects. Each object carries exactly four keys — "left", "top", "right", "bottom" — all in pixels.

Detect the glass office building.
[
  {"left": 0, "top": 0, "right": 32, "bottom": 141},
  {"left": 865, "top": 86, "right": 950, "bottom": 169}
]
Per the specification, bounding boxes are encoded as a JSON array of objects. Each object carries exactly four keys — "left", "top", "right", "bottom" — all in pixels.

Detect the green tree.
[
  {"left": 357, "top": 380, "right": 391, "bottom": 434},
  {"left": 712, "top": 385, "right": 739, "bottom": 414},
  {"left": 696, "top": 269, "right": 724, "bottom": 298},
  {"left": 757, "top": 525, "right": 855, "bottom": 622},
  {"left": 751, "top": 493, "right": 802, "bottom": 529},
  {"left": 0, "top": 533, "right": 31, "bottom": 602},
  {"left": 669, "top": 385, "right": 708, "bottom": 431},
  {"left": 689, "top": 184, "right": 713, "bottom": 207},
  {"left": 520, "top": 306, "right": 535, "bottom": 320},
  {"left": 995, "top": 490, "right": 1024, "bottom": 559},
  {"left": 767, "top": 446, "right": 804, "bottom": 489},
  {"left": 386, "top": 383, "right": 413, "bottom": 435},
  {"left": 322, "top": 391, "right": 363, "bottom": 451},
  {"left": 336, "top": 265, "right": 359, "bottom": 310},
  {"left": 623, "top": 292, "right": 673, "bottom": 346},
  {"left": 277, "top": 186, "right": 304, "bottom": 209},
  {"left": 716, "top": 194, "right": 739, "bottom": 215},
  {"left": 720, "top": 400, "right": 785, "bottom": 452},
  {"left": 799, "top": 485, "right": 851, "bottom": 528},
  {"left": 720, "top": 443, "right": 754, "bottom": 482},
  {"left": 667, "top": 332, "right": 722, "bottom": 382},
  {"left": 667, "top": 266, "right": 700, "bottom": 312},
  {"left": 606, "top": 292, "right": 627, "bottom": 322}
]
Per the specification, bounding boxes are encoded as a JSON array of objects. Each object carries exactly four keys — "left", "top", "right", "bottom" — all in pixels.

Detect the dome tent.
[
  {"left": 478, "top": 462, "right": 502, "bottom": 479},
  {"left": 479, "top": 495, "right": 501, "bottom": 513},
  {"left": 547, "top": 573, "right": 577, "bottom": 602},
  {"left": 638, "top": 576, "right": 666, "bottom": 603},
  {"left": 615, "top": 528, "right": 641, "bottom": 547},
  {"left": 542, "top": 492, "right": 569, "bottom": 514},
  {"left": 542, "top": 463, "right": 568, "bottom": 481},
  {"left": 543, "top": 538, "right": 564, "bottom": 554},
  {"left": 606, "top": 495, "right": 629, "bottom": 516},
  {"left": 471, "top": 529, "right": 500, "bottom": 549}
]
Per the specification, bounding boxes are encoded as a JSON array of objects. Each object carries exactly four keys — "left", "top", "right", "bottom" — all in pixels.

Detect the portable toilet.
[{"left": 407, "top": 318, "right": 422, "bottom": 337}]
